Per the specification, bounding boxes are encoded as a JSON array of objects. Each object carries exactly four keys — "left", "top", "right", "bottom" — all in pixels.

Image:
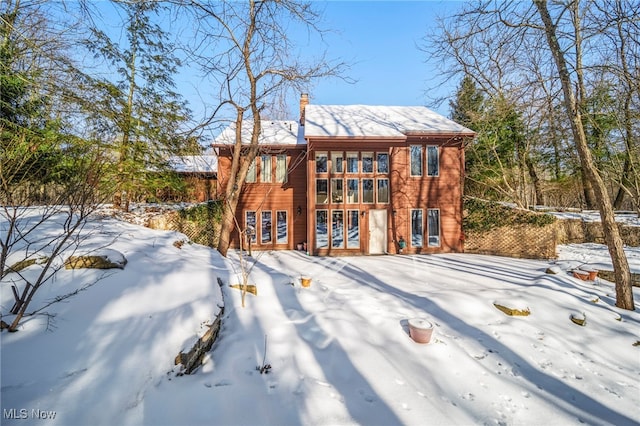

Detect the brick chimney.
[{"left": 299, "top": 93, "right": 309, "bottom": 126}]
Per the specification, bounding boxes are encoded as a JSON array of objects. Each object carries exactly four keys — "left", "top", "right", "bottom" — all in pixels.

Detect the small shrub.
[
  {"left": 174, "top": 201, "right": 223, "bottom": 248},
  {"left": 180, "top": 200, "right": 223, "bottom": 224}
]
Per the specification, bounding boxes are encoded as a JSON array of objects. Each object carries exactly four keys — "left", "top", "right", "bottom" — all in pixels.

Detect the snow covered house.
[
  {"left": 213, "top": 94, "right": 475, "bottom": 255},
  {"left": 167, "top": 154, "right": 218, "bottom": 202}
]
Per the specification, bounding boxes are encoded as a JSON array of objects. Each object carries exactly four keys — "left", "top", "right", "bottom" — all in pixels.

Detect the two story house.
[{"left": 214, "top": 94, "right": 475, "bottom": 256}]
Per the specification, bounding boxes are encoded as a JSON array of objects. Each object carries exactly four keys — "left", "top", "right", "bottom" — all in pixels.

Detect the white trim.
[
  {"left": 410, "top": 145, "right": 423, "bottom": 177},
  {"left": 427, "top": 146, "right": 440, "bottom": 177},
  {"left": 276, "top": 210, "right": 288, "bottom": 244},
  {"left": 427, "top": 208, "right": 441, "bottom": 247},
  {"left": 410, "top": 208, "right": 424, "bottom": 248}
]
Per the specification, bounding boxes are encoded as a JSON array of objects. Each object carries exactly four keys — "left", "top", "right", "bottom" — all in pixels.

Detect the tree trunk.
[
  {"left": 216, "top": 109, "right": 261, "bottom": 258},
  {"left": 613, "top": 157, "right": 630, "bottom": 209},
  {"left": 217, "top": 192, "right": 240, "bottom": 258},
  {"left": 525, "top": 155, "right": 543, "bottom": 206},
  {"left": 580, "top": 170, "right": 597, "bottom": 209},
  {"left": 535, "top": 0, "right": 634, "bottom": 310}
]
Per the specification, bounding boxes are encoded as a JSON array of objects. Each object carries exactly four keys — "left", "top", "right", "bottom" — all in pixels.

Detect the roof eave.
[
  {"left": 211, "top": 142, "right": 307, "bottom": 148},
  {"left": 304, "top": 135, "right": 407, "bottom": 141},
  {"left": 403, "top": 131, "right": 477, "bottom": 138}
]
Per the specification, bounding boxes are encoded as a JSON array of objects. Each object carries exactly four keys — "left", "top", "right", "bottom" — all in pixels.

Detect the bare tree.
[
  {"left": 181, "top": 0, "right": 346, "bottom": 257},
  {"left": 534, "top": 0, "right": 633, "bottom": 310},
  {"left": 425, "top": 0, "right": 634, "bottom": 310},
  {"left": 591, "top": 0, "right": 640, "bottom": 213},
  {"left": 1, "top": 134, "right": 112, "bottom": 331},
  {"left": 1, "top": 0, "right": 114, "bottom": 331}
]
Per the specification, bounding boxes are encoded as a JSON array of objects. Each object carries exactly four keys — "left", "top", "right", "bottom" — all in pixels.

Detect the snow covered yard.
[{"left": 2, "top": 213, "right": 640, "bottom": 425}]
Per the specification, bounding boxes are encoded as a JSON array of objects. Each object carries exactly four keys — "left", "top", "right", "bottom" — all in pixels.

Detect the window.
[
  {"left": 410, "top": 145, "right": 422, "bottom": 177},
  {"left": 346, "top": 179, "right": 359, "bottom": 204},
  {"left": 411, "top": 209, "right": 423, "bottom": 248},
  {"left": 245, "top": 211, "right": 256, "bottom": 243},
  {"left": 427, "top": 209, "right": 440, "bottom": 247},
  {"left": 362, "top": 179, "right": 374, "bottom": 203},
  {"left": 316, "top": 152, "right": 328, "bottom": 173},
  {"left": 316, "top": 179, "right": 328, "bottom": 204},
  {"left": 246, "top": 158, "right": 256, "bottom": 182},
  {"left": 316, "top": 210, "right": 328, "bottom": 248},
  {"left": 347, "top": 152, "right": 358, "bottom": 173},
  {"left": 377, "top": 152, "right": 389, "bottom": 174},
  {"left": 362, "top": 152, "right": 373, "bottom": 173},
  {"left": 276, "top": 155, "right": 287, "bottom": 183},
  {"left": 261, "top": 211, "right": 272, "bottom": 244},
  {"left": 427, "top": 146, "right": 439, "bottom": 177},
  {"left": 276, "top": 211, "right": 287, "bottom": 244},
  {"left": 332, "top": 210, "right": 344, "bottom": 248},
  {"left": 377, "top": 178, "right": 389, "bottom": 203},
  {"left": 331, "top": 152, "right": 343, "bottom": 174},
  {"left": 347, "top": 210, "right": 360, "bottom": 249},
  {"left": 261, "top": 155, "right": 272, "bottom": 182},
  {"left": 331, "top": 178, "right": 343, "bottom": 203}
]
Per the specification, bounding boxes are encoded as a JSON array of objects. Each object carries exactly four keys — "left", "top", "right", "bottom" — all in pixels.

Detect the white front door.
[{"left": 369, "top": 209, "right": 387, "bottom": 254}]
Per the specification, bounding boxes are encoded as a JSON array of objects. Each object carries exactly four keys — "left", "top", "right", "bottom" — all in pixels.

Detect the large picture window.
[
  {"left": 276, "top": 155, "right": 287, "bottom": 183},
  {"left": 331, "top": 152, "right": 343, "bottom": 174},
  {"left": 245, "top": 211, "right": 256, "bottom": 243},
  {"left": 377, "top": 178, "right": 389, "bottom": 203},
  {"left": 427, "top": 146, "right": 439, "bottom": 177},
  {"left": 261, "top": 211, "right": 272, "bottom": 244},
  {"left": 261, "top": 155, "right": 272, "bottom": 182},
  {"left": 246, "top": 158, "right": 256, "bottom": 182},
  {"left": 331, "top": 178, "right": 344, "bottom": 203},
  {"left": 316, "top": 210, "right": 328, "bottom": 248},
  {"left": 411, "top": 209, "right": 423, "bottom": 248},
  {"left": 316, "top": 179, "right": 328, "bottom": 204},
  {"left": 347, "top": 152, "right": 358, "bottom": 173},
  {"left": 346, "top": 179, "right": 359, "bottom": 204},
  {"left": 377, "top": 152, "right": 389, "bottom": 174},
  {"left": 276, "top": 211, "right": 287, "bottom": 244},
  {"left": 410, "top": 145, "right": 423, "bottom": 176},
  {"left": 362, "top": 152, "right": 373, "bottom": 173},
  {"left": 316, "top": 152, "right": 328, "bottom": 173},
  {"left": 427, "top": 209, "right": 440, "bottom": 247},
  {"left": 332, "top": 210, "right": 344, "bottom": 248},
  {"left": 347, "top": 210, "right": 360, "bottom": 249},
  {"left": 362, "top": 179, "right": 374, "bottom": 203}
]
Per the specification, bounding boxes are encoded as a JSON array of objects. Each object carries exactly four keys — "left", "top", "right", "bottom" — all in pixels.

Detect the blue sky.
[
  {"left": 299, "top": 1, "right": 462, "bottom": 117},
  {"left": 168, "top": 1, "right": 465, "bottom": 126},
  {"left": 85, "top": 1, "right": 464, "bottom": 129}
]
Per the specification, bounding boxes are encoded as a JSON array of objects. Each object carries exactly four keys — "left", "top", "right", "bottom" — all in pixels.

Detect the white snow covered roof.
[
  {"left": 303, "top": 105, "right": 475, "bottom": 139},
  {"left": 168, "top": 155, "right": 217, "bottom": 174},
  {"left": 213, "top": 120, "right": 305, "bottom": 146}
]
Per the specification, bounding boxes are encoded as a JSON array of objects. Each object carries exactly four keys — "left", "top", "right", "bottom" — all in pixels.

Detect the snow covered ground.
[{"left": 1, "top": 212, "right": 639, "bottom": 425}]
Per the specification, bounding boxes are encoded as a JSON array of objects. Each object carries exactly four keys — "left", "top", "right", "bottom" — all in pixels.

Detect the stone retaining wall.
[
  {"left": 555, "top": 219, "right": 640, "bottom": 246},
  {"left": 175, "top": 309, "right": 223, "bottom": 375}
]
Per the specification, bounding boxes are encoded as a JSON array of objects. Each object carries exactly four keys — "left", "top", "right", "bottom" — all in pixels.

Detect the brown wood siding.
[
  {"left": 390, "top": 137, "right": 464, "bottom": 254},
  {"left": 217, "top": 147, "right": 307, "bottom": 250},
  {"left": 218, "top": 134, "right": 466, "bottom": 256},
  {"left": 307, "top": 137, "right": 465, "bottom": 255},
  {"left": 306, "top": 140, "right": 403, "bottom": 255},
  {"left": 183, "top": 175, "right": 217, "bottom": 202},
  {"left": 159, "top": 174, "right": 216, "bottom": 202}
]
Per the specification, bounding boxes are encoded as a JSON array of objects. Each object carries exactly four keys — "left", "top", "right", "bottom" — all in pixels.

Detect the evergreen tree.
[
  {"left": 83, "top": 1, "right": 192, "bottom": 210},
  {"left": 1, "top": 1, "right": 67, "bottom": 190},
  {"left": 449, "top": 75, "right": 484, "bottom": 131}
]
